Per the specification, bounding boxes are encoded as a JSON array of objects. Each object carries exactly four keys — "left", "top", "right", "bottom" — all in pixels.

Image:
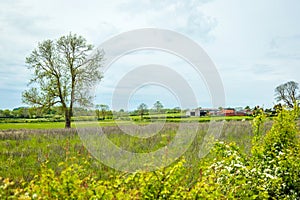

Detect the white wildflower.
[
  {"left": 265, "top": 173, "right": 275, "bottom": 179},
  {"left": 32, "top": 193, "right": 38, "bottom": 199},
  {"left": 234, "top": 164, "right": 243, "bottom": 168}
]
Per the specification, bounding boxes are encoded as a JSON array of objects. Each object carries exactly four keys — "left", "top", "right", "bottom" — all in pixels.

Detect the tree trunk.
[
  {"left": 102, "top": 111, "right": 105, "bottom": 120},
  {"left": 65, "top": 109, "right": 71, "bottom": 128}
]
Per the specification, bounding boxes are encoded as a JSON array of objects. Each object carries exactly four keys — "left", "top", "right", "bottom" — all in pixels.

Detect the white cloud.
[
  {"left": 0, "top": 0, "right": 300, "bottom": 109},
  {"left": 95, "top": 50, "right": 211, "bottom": 110},
  {"left": 117, "top": 0, "right": 217, "bottom": 42},
  {"left": 267, "top": 35, "right": 300, "bottom": 60}
]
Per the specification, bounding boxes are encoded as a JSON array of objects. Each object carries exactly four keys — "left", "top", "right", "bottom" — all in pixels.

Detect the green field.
[
  {"left": 0, "top": 115, "right": 254, "bottom": 130},
  {"left": 0, "top": 121, "right": 258, "bottom": 183},
  {"left": 0, "top": 110, "right": 299, "bottom": 199},
  {"left": 0, "top": 122, "right": 66, "bottom": 130}
]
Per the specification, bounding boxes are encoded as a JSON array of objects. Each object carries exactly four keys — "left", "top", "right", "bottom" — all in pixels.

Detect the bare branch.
[
  {"left": 23, "top": 33, "right": 104, "bottom": 128},
  {"left": 275, "top": 81, "right": 300, "bottom": 108}
]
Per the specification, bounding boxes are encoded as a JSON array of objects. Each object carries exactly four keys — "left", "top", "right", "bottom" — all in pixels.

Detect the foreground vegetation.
[{"left": 0, "top": 108, "right": 299, "bottom": 199}]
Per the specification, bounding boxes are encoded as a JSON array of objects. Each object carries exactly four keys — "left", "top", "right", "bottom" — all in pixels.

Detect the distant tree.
[
  {"left": 22, "top": 33, "right": 104, "bottom": 128},
  {"left": 10, "top": 109, "right": 18, "bottom": 118},
  {"left": 96, "top": 104, "right": 109, "bottom": 120},
  {"left": 244, "top": 105, "right": 251, "bottom": 110},
  {"left": 153, "top": 101, "right": 164, "bottom": 113},
  {"left": 165, "top": 107, "right": 181, "bottom": 114},
  {"left": 12, "top": 107, "right": 30, "bottom": 118},
  {"left": 27, "top": 107, "right": 44, "bottom": 118},
  {"left": 173, "top": 107, "right": 181, "bottom": 113},
  {"left": 114, "top": 109, "right": 126, "bottom": 119},
  {"left": 137, "top": 103, "right": 148, "bottom": 120},
  {"left": 95, "top": 106, "right": 101, "bottom": 120},
  {"left": 275, "top": 81, "right": 300, "bottom": 108},
  {"left": 166, "top": 107, "right": 181, "bottom": 114},
  {"left": 52, "top": 106, "right": 64, "bottom": 116},
  {"left": 2, "top": 109, "right": 12, "bottom": 118},
  {"left": 0, "top": 110, "right": 5, "bottom": 118}
]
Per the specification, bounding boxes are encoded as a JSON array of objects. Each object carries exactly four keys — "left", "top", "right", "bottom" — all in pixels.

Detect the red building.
[{"left": 222, "top": 108, "right": 235, "bottom": 116}]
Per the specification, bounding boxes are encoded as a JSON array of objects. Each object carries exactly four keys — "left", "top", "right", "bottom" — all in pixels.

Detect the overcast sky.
[{"left": 0, "top": 0, "right": 299, "bottom": 110}]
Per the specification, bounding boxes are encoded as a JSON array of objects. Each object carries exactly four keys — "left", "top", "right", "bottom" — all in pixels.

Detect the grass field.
[
  {"left": 0, "top": 110, "right": 299, "bottom": 199},
  {"left": 0, "top": 120, "right": 268, "bottom": 181},
  {"left": 0, "top": 122, "right": 66, "bottom": 130}
]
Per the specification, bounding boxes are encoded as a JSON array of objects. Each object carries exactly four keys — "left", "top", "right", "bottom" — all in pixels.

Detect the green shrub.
[{"left": 206, "top": 107, "right": 300, "bottom": 199}]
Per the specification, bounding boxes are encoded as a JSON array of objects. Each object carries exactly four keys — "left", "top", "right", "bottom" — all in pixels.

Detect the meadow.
[
  {"left": 0, "top": 110, "right": 299, "bottom": 199},
  {"left": 0, "top": 121, "right": 260, "bottom": 180}
]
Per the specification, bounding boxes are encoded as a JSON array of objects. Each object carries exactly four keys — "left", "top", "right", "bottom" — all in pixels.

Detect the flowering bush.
[{"left": 207, "top": 107, "right": 300, "bottom": 199}]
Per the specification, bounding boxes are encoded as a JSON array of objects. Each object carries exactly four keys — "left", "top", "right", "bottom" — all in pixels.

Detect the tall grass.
[{"left": 0, "top": 121, "right": 272, "bottom": 183}]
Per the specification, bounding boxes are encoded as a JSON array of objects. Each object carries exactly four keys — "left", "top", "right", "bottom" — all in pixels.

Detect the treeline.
[
  {"left": 0, "top": 107, "right": 95, "bottom": 119},
  {"left": 129, "top": 107, "right": 181, "bottom": 116},
  {"left": 0, "top": 105, "right": 283, "bottom": 120},
  {"left": 0, "top": 100, "right": 179, "bottom": 120}
]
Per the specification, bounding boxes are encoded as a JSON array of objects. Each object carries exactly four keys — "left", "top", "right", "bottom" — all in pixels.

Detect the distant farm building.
[
  {"left": 185, "top": 109, "right": 201, "bottom": 117},
  {"left": 222, "top": 108, "right": 235, "bottom": 116},
  {"left": 219, "top": 108, "right": 249, "bottom": 116},
  {"left": 186, "top": 108, "right": 250, "bottom": 117},
  {"left": 186, "top": 108, "right": 219, "bottom": 117}
]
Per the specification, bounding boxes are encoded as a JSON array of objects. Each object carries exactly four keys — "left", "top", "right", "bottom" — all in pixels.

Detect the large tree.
[
  {"left": 23, "top": 33, "right": 104, "bottom": 128},
  {"left": 275, "top": 81, "right": 300, "bottom": 108}
]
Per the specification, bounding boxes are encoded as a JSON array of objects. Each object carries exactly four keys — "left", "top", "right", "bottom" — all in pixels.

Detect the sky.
[{"left": 0, "top": 0, "right": 300, "bottom": 110}]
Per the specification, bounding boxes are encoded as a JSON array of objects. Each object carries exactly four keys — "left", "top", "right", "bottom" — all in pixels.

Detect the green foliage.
[
  {"left": 23, "top": 33, "right": 104, "bottom": 128},
  {"left": 153, "top": 101, "right": 164, "bottom": 114},
  {"left": 137, "top": 103, "right": 148, "bottom": 120},
  {"left": 262, "top": 107, "right": 299, "bottom": 152},
  {"left": 0, "top": 177, "right": 16, "bottom": 199},
  {"left": 207, "top": 107, "right": 300, "bottom": 199},
  {"left": 251, "top": 107, "right": 300, "bottom": 198},
  {"left": 0, "top": 108, "right": 299, "bottom": 199},
  {"left": 251, "top": 109, "right": 266, "bottom": 156}
]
